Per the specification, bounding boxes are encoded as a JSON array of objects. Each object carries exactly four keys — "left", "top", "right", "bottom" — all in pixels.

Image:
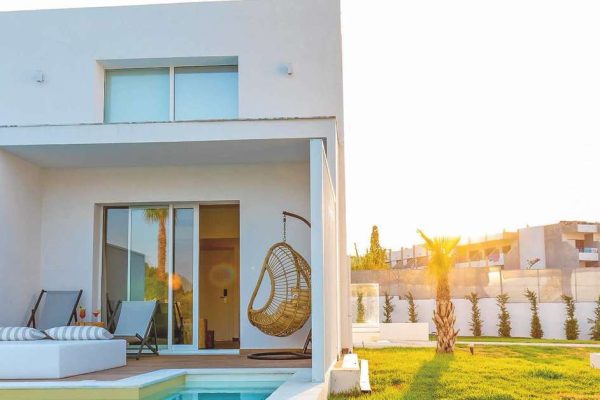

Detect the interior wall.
[
  {"left": 199, "top": 205, "right": 240, "bottom": 344},
  {"left": 199, "top": 243, "right": 239, "bottom": 344},
  {"left": 40, "top": 162, "right": 310, "bottom": 349},
  {"left": 0, "top": 150, "right": 42, "bottom": 325}
]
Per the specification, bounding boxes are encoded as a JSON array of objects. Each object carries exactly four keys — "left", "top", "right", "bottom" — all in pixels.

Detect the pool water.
[
  {"left": 155, "top": 379, "right": 283, "bottom": 400},
  {"left": 164, "top": 391, "right": 272, "bottom": 400}
]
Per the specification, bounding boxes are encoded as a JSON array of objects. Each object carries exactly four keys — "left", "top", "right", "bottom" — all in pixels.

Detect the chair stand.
[{"left": 247, "top": 330, "right": 312, "bottom": 360}]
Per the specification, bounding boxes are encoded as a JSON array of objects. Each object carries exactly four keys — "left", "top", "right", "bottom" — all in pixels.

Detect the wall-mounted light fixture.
[
  {"left": 34, "top": 70, "right": 45, "bottom": 84},
  {"left": 285, "top": 63, "right": 294, "bottom": 76}
]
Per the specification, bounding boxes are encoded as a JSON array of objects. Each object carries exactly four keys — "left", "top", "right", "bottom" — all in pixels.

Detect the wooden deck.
[{"left": 25, "top": 354, "right": 311, "bottom": 382}]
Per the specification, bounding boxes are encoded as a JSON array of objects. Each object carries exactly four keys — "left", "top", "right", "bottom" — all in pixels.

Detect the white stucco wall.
[
  {"left": 519, "top": 226, "right": 547, "bottom": 269},
  {"left": 0, "top": 0, "right": 343, "bottom": 130},
  {"left": 0, "top": 150, "right": 42, "bottom": 326},
  {"left": 40, "top": 162, "right": 310, "bottom": 349},
  {"left": 378, "top": 296, "right": 598, "bottom": 340},
  {"left": 310, "top": 140, "right": 339, "bottom": 382}
]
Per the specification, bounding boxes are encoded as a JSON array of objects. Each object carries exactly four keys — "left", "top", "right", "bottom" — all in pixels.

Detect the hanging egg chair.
[{"left": 247, "top": 212, "right": 312, "bottom": 360}]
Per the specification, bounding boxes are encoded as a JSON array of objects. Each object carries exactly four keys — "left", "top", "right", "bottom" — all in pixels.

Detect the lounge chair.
[
  {"left": 110, "top": 300, "right": 159, "bottom": 360},
  {"left": 27, "top": 290, "right": 83, "bottom": 330}
]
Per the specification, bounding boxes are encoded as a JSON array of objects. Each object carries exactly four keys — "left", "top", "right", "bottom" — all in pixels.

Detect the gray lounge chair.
[
  {"left": 27, "top": 290, "right": 83, "bottom": 330},
  {"left": 110, "top": 300, "right": 159, "bottom": 360}
]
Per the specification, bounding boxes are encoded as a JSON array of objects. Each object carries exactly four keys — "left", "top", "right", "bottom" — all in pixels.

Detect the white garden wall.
[{"left": 375, "top": 296, "right": 598, "bottom": 340}]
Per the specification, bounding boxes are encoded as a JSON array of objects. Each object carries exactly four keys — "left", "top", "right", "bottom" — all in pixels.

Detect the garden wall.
[
  {"left": 357, "top": 297, "right": 597, "bottom": 340},
  {"left": 352, "top": 267, "right": 600, "bottom": 340}
]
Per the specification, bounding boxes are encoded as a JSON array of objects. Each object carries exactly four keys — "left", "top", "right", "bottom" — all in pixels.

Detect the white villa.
[{"left": 0, "top": 0, "right": 351, "bottom": 393}]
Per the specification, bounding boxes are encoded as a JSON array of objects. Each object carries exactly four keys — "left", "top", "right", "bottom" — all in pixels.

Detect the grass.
[
  {"left": 430, "top": 334, "right": 600, "bottom": 345},
  {"left": 329, "top": 345, "right": 600, "bottom": 400}
]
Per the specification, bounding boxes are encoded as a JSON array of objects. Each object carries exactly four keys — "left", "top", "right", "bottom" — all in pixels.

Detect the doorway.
[{"left": 198, "top": 205, "right": 240, "bottom": 350}]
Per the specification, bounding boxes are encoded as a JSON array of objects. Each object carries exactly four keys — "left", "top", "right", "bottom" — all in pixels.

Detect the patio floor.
[{"left": 2, "top": 354, "right": 311, "bottom": 382}]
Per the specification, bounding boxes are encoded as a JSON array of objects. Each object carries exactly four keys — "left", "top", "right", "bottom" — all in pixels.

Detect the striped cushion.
[
  {"left": 0, "top": 327, "right": 47, "bottom": 341},
  {"left": 45, "top": 326, "right": 114, "bottom": 340}
]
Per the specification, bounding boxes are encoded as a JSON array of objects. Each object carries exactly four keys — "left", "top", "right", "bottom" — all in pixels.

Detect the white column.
[{"left": 310, "top": 139, "right": 326, "bottom": 382}]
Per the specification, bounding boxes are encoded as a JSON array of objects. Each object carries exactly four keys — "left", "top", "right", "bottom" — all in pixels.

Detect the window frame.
[{"left": 103, "top": 65, "right": 239, "bottom": 123}]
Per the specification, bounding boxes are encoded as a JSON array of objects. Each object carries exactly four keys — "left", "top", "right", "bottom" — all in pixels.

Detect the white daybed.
[{"left": 0, "top": 339, "right": 127, "bottom": 379}]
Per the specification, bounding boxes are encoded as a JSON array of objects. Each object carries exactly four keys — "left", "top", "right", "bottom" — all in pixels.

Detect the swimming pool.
[
  {"left": 155, "top": 380, "right": 283, "bottom": 400},
  {"left": 142, "top": 374, "right": 287, "bottom": 400}
]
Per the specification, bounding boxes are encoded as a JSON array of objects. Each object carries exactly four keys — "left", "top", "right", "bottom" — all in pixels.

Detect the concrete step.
[
  {"left": 330, "top": 354, "right": 372, "bottom": 394},
  {"left": 360, "top": 359, "right": 372, "bottom": 393}
]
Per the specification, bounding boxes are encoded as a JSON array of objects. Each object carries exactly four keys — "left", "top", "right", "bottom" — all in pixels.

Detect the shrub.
[
  {"left": 561, "top": 294, "right": 579, "bottom": 340},
  {"left": 465, "top": 292, "right": 483, "bottom": 337},
  {"left": 404, "top": 291, "right": 419, "bottom": 323},
  {"left": 356, "top": 291, "right": 366, "bottom": 323},
  {"left": 383, "top": 292, "right": 394, "bottom": 323},
  {"left": 496, "top": 293, "right": 511, "bottom": 337},
  {"left": 524, "top": 289, "right": 543, "bottom": 339},
  {"left": 588, "top": 295, "right": 600, "bottom": 340}
]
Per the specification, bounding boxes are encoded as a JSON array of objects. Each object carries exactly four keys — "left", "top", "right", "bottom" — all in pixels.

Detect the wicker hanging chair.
[
  {"left": 247, "top": 212, "right": 312, "bottom": 360},
  {"left": 248, "top": 241, "right": 311, "bottom": 337}
]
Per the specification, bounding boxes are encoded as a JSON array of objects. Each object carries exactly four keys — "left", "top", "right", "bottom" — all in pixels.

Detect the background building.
[{"left": 391, "top": 221, "right": 600, "bottom": 270}]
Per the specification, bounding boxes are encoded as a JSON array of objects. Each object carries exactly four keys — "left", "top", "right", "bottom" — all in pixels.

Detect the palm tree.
[
  {"left": 144, "top": 208, "right": 169, "bottom": 281},
  {"left": 417, "top": 229, "right": 460, "bottom": 353}
]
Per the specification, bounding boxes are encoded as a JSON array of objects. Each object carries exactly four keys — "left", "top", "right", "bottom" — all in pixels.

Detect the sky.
[{"left": 2, "top": 0, "right": 600, "bottom": 251}]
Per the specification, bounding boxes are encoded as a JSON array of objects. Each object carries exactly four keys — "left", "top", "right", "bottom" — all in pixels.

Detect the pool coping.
[{"left": 0, "top": 368, "right": 325, "bottom": 400}]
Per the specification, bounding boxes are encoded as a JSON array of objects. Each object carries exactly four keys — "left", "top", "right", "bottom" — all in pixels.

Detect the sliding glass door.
[
  {"left": 102, "top": 205, "right": 198, "bottom": 350},
  {"left": 171, "top": 206, "right": 197, "bottom": 348}
]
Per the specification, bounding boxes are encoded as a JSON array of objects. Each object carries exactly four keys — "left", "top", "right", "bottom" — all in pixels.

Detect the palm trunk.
[
  {"left": 157, "top": 216, "right": 167, "bottom": 281},
  {"left": 433, "top": 276, "right": 458, "bottom": 353}
]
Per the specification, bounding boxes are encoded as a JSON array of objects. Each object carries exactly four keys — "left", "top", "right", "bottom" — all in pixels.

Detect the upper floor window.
[
  {"left": 105, "top": 68, "right": 170, "bottom": 123},
  {"left": 104, "top": 66, "right": 238, "bottom": 123}
]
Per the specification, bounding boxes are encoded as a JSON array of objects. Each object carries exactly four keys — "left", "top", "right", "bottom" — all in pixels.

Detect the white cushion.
[
  {"left": 45, "top": 326, "right": 113, "bottom": 340},
  {"left": 0, "top": 340, "right": 127, "bottom": 379},
  {"left": 0, "top": 327, "right": 47, "bottom": 341}
]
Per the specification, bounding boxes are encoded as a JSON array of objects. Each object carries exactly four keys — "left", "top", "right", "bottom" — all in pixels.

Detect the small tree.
[
  {"left": 524, "top": 289, "right": 543, "bottom": 339},
  {"left": 496, "top": 293, "right": 511, "bottom": 337},
  {"left": 369, "top": 226, "right": 387, "bottom": 266},
  {"left": 383, "top": 292, "right": 394, "bottom": 323},
  {"left": 465, "top": 292, "right": 482, "bottom": 337},
  {"left": 587, "top": 295, "right": 600, "bottom": 340},
  {"left": 561, "top": 294, "right": 579, "bottom": 340},
  {"left": 405, "top": 291, "right": 419, "bottom": 323},
  {"left": 350, "top": 226, "right": 389, "bottom": 270},
  {"left": 356, "top": 291, "right": 366, "bottom": 323}
]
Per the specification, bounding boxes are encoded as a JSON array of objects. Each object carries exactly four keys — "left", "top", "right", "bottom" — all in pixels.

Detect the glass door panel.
[
  {"left": 172, "top": 208, "right": 195, "bottom": 346},
  {"left": 130, "top": 207, "right": 170, "bottom": 345},
  {"left": 102, "top": 208, "right": 129, "bottom": 321}
]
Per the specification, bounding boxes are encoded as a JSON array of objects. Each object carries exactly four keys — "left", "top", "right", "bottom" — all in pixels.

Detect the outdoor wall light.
[
  {"left": 286, "top": 63, "right": 294, "bottom": 76},
  {"left": 34, "top": 70, "right": 45, "bottom": 84}
]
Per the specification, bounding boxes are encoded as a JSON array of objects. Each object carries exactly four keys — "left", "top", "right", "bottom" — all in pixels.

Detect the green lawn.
[
  {"left": 432, "top": 335, "right": 600, "bottom": 345},
  {"left": 329, "top": 345, "right": 600, "bottom": 400}
]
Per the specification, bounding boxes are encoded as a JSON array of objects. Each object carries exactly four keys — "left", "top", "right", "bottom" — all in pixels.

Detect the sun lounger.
[
  {"left": 111, "top": 300, "right": 159, "bottom": 360},
  {"left": 27, "top": 290, "right": 83, "bottom": 330},
  {"left": 0, "top": 340, "right": 126, "bottom": 379}
]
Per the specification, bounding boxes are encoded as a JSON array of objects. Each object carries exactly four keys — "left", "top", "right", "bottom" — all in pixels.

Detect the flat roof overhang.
[{"left": 0, "top": 117, "right": 337, "bottom": 170}]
